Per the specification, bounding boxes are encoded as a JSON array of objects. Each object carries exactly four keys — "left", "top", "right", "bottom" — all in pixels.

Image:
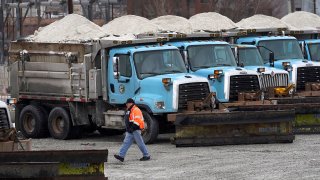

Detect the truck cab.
[
  {"left": 231, "top": 44, "right": 290, "bottom": 94},
  {"left": 166, "top": 40, "right": 261, "bottom": 103},
  {"left": 236, "top": 36, "right": 320, "bottom": 92},
  {"left": 106, "top": 44, "right": 211, "bottom": 113},
  {"left": 299, "top": 39, "right": 320, "bottom": 62}
]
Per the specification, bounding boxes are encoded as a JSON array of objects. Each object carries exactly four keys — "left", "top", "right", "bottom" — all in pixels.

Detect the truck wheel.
[
  {"left": 98, "top": 128, "right": 125, "bottom": 136},
  {"left": 142, "top": 111, "right": 159, "bottom": 144},
  {"left": 48, "top": 107, "right": 73, "bottom": 140},
  {"left": 19, "top": 105, "right": 48, "bottom": 138}
]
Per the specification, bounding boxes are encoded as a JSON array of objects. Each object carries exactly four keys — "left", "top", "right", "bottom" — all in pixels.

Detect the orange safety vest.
[{"left": 129, "top": 105, "right": 145, "bottom": 129}]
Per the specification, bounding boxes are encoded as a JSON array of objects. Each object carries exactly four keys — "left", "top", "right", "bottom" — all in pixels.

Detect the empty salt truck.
[
  {"left": 236, "top": 30, "right": 320, "bottom": 133},
  {"left": 7, "top": 37, "right": 294, "bottom": 146},
  {"left": 160, "top": 33, "right": 295, "bottom": 145}
]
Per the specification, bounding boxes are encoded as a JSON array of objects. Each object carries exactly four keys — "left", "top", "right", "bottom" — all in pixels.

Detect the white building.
[{"left": 292, "top": 0, "right": 320, "bottom": 15}]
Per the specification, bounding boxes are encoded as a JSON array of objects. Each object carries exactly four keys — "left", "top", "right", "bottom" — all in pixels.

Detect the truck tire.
[
  {"left": 142, "top": 111, "right": 159, "bottom": 144},
  {"left": 48, "top": 107, "right": 74, "bottom": 140},
  {"left": 19, "top": 105, "right": 48, "bottom": 138},
  {"left": 98, "top": 128, "right": 125, "bottom": 136}
]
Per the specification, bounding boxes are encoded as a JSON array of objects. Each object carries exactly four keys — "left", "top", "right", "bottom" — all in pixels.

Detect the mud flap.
[{"left": 173, "top": 110, "right": 295, "bottom": 147}]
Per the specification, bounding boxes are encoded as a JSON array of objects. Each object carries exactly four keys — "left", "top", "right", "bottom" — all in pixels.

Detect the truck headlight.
[
  {"left": 6, "top": 98, "right": 17, "bottom": 105},
  {"left": 208, "top": 74, "right": 215, "bottom": 80},
  {"left": 155, "top": 101, "right": 165, "bottom": 109},
  {"left": 208, "top": 74, "right": 221, "bottom": 80},
  {"left": 214, "top": 70, "right": 223, "bottom": 75},
  {"left": 282, "top": 62, "right": 292, "bottom": 71},
  {"left": 282, "top": 62, "right": 291, "bottom": 67},
  {"left": 210, "top": 70, "right": 223, "bottom": 81},
  {"left": 162, "top": 78, "right": 172, "bottom": 87},
  {"left": 257, "top": 67, "right": 265, "bottom": 73},
  {"left": 285, "top": 66, "right": 293, "bottom": 71}
]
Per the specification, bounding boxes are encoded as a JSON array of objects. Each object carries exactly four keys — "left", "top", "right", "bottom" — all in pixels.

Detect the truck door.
[{"left": 108, "top": 54, "right": 135, "bottom": 104}]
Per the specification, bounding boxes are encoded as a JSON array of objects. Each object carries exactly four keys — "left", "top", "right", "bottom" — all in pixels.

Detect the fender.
[
  {"left": 135, "top": 104, "right": 152, "bottom": 114},
  {"left": 68, "top": 102, "right": 90, "bottom": 126}
]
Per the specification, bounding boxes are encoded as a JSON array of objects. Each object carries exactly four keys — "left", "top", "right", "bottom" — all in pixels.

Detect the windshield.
[
  {"left": 187, "top": 45, "right": 237, "bottom": 71},
  {"left": 308, "top": 43, "right": 320, "bottom": 61},
  {"left": 238, "top": 48, "right": 264, "bottom": 66},
  {"left": 134, "top": 50, "right": 187, "bottom": 79},
  {"left": 258, "top": 39, "right": 304, "bottom": 63}
]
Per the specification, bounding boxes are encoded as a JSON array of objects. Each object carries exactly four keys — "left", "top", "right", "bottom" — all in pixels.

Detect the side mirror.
[
  {"left": 113, "top": 56, "right": 120, "bottom": 79},
  {"left": 269, "top": 52, "right": 275, "bottom": 67}
]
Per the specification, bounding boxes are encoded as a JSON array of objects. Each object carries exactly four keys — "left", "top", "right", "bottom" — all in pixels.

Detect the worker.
[{"left": 114, "top": 98, "right": 150, "bottom": 162}]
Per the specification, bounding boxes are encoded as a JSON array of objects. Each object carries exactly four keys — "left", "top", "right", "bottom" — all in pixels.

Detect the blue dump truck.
[
  {"left": 167, "top": 40, "right": 262, "bottom": 104},
  {"left": 285, "top": 30, "right": 320, "bottom": 62},
  {"left": 157, "top": 33, "right": 295, "bottom": 144},
  {"left": 300, "top": 38, "right": 320, "bottom": 61},
  {"left": 7, "top": 36, "right": 295, "bottom": 146},
  {"left": 231, "top": 44, "right": 291, "bottom": 97},
  {"left": 7, "top": 37, "right": 214, "bottom": 145},
  {"left": 235, "top": 30, "right": 320, "bottom": 133}
]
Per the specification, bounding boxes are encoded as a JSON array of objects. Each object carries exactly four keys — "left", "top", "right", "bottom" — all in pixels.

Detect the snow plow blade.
[
  {"left": 171, "top": 110, "right": 295, "bottom": 147},
  {"left": 0, "top": 149, "right": 108, "bottom": 179},
  {"left": 233, "top": 98, "right": 320, "bottom": 134}
]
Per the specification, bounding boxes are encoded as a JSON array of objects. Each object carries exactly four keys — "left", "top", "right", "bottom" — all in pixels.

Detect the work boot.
[
  {"left": 140, "top": 156, "right": 151, "bottom": 161},
  {"left": 114, "top": 154, "right": 124, "bottom": 162}
]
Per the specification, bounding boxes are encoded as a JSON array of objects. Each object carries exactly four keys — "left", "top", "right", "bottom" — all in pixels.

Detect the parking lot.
[{"left": 31, "top": 133, "right": 320, "bottom": 180}]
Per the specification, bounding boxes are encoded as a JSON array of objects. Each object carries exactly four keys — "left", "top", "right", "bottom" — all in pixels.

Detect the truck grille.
[
  {"left": 260, "top": 73, "right": 289, "bottom": 89},
  {"left": 297, "top": 66, "right": 320, "bottom": 91},
  {"left": 178, "top": 82, "right": 210, "bottom": 110},
  {"left": 229, "top": 75, "right": 260, "bottom": 101},
  {"left": 0, "top": 108, "right": 10, "bottom": 130}
]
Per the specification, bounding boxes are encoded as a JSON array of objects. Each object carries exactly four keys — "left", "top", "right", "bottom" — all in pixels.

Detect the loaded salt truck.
[
  {"left": 7, "top": 37, "right": 214, "bottom": 145},
  {"left": 281, "top": 11, "right": 320, "bottom": 63},
  {"left": 167, "top": 40, "right": 263, "bottom": 104},
  {"left": 157, "top": 33, "right": 295, "bottom": 145},
  {"left": 7, "top": 36, "right": 295, "bottom": 146},
  {"left": 235, "top": 29, "right": 320, "bottom": 133},
  {"left": 285, "top": 30, "right": 320, "bottom": 62},
  {"left": 231, "top": 44, "right": 292, "bottom": 97}
]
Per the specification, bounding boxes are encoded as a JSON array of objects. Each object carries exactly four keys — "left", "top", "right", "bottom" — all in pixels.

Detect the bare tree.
[{"left": 127, "top": 0, "right": 289, "bottom": 21}]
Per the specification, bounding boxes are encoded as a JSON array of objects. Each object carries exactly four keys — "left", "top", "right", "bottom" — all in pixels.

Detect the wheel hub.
[
  {"left": 23, "top": 113, "right": 35, "bottom": 133},
  {"left": 52, "top": 117, "right": 64, "bottom": 134}
]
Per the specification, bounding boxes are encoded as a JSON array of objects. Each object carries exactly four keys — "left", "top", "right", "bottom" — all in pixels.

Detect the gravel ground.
[{"left": 31, "top": 133, "right": 320, "bottom": 180}]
